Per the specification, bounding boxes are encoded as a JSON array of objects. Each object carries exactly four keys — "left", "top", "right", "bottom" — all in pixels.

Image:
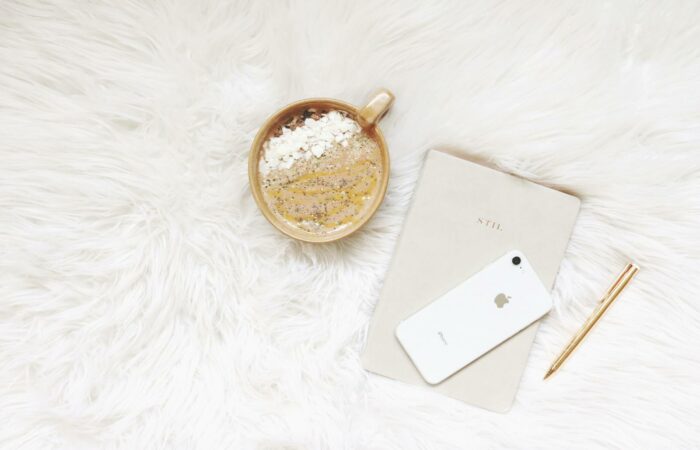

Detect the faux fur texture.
[{"left": 1, "top": 1, "right": 699, "bottom": 449}]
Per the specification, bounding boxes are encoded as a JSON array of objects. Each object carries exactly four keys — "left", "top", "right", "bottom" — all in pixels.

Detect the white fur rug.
[{"left": 1, "top": 1, "right": 699, "bottom": 448}]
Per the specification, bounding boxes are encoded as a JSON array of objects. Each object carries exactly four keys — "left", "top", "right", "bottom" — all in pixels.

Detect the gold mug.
[{"left": 248, "top": 89, "right": 394, "bottom": 243}]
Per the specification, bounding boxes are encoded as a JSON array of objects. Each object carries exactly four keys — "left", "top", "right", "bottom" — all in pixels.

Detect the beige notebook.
[{"left": 362, "top": 150, "right": 580, "bottom": 412}]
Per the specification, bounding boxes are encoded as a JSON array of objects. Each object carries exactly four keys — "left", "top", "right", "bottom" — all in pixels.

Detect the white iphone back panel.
[{"left": 395, "top": 250, "right": 552, "bottom": 385}]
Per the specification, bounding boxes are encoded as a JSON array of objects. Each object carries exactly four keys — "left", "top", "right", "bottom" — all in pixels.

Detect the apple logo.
[{"left": 494, "top": 293, "right": 510, "bottom": 308}]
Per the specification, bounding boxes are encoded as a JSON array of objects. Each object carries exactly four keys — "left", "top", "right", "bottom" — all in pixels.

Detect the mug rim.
[{"left": 248, "top": 97, "right": 390, "bottom": 243}]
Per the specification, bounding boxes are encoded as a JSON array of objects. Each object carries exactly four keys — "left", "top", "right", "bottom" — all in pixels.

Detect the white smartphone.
[{"left": 395, "top": 250, "right": 552, "bottom": 385}]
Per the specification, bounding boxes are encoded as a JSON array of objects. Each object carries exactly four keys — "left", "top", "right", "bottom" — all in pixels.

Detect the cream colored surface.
[
  {"left": 362, "top": 150, "right": 580, "bottom": 412},
  {"left": 3, "top": 1, "right": 700, "bottom": 448}
]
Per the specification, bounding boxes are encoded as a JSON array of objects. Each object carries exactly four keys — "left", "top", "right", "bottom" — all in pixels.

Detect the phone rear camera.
[{"left": 512, "top": 256, "right": 521, "bottom": 265}]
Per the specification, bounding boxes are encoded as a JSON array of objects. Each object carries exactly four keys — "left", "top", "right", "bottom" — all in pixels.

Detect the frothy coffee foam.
[{"left": 259, "top": 109, "right": 382, "bottom": 234}]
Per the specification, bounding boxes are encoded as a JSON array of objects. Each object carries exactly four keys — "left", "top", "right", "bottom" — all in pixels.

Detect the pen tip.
[{"left": 544, "top": 369, "right": 554, "bottom": 380}]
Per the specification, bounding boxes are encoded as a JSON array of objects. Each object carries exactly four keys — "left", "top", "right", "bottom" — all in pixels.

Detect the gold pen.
[{"left": 544, "top": 263, "right": 639, "bottom": 380}]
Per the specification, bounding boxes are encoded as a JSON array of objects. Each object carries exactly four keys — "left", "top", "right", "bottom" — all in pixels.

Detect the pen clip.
[{"left": 599, "top": 263, "right": 638, "bottom": 303}]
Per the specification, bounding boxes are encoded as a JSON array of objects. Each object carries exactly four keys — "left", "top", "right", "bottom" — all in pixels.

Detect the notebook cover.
[{"left": 362, "top": 150, "right": 580, "bottom": 412}]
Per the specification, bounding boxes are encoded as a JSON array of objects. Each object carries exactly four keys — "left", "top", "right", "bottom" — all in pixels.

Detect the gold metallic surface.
[{"left": 545, "top": 263, "right": 639, "bottom": 379}]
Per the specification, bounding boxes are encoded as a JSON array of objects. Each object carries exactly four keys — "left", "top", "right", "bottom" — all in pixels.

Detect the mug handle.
[{"left": 357, "top": 89, "right": 395, "bottom": 128}]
